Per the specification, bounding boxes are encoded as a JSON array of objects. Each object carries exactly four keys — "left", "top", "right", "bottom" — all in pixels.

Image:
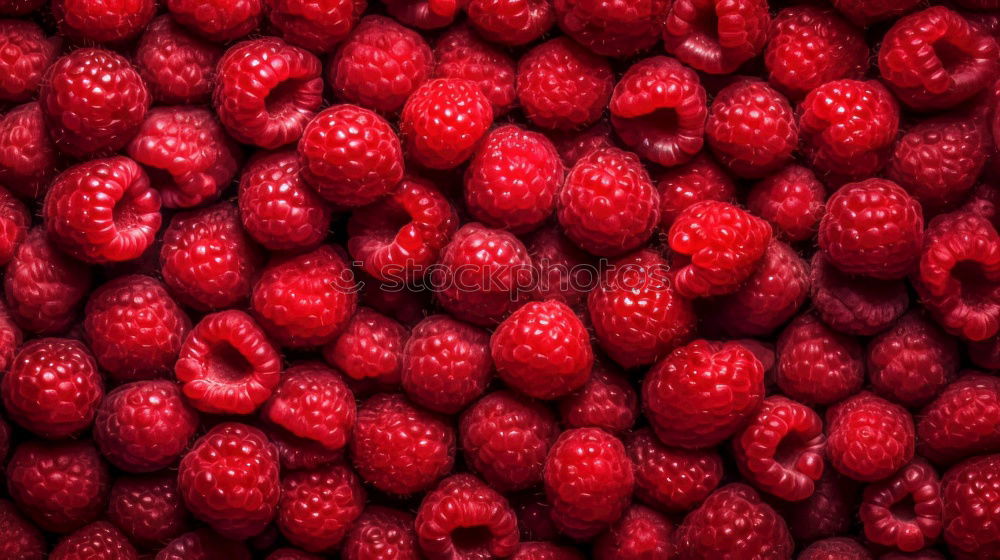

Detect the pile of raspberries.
[{"left": 2, "top": 0, "right": 1000, "bottom": 557}]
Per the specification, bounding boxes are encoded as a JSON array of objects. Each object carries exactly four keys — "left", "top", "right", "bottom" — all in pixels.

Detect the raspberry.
[
  {"left": 160, "top": 203, "right": 262, "bottom": 311},
  {"left": 879, "top": 7, "right": 1000, "bottom": 110},
  {"left": 705, "top": 79, "right": 797, "bottom": 178},
  {"left": 178, "top": 423, "right": 280, "bottom": 540},
  {"left": 516, "top": 37, "right": 614, "bottom": 131},
  {"left": 663, "top": 0, "right": 770, "bottom": 74},
  {"left": 669, "top": 200, "right": 772, "bottom": 298},
  {"left": 347, "top": 176, "right": 457, "bottom": 283},
  {"left": 512, "top": 495, "right": 558, "bottom": 542},
  {"left": 776, "top": 312, "right": 865, "bottom": 406},
  {"left": 106, "top": 473, "right": 190, "bottom": 549},
  {"left": 656, "top": 152, "right": 736, "bottom": 230},
  {"left": 267, "top": 0, "right": 364, "bottom": 52},
  {"left": 433, "top": 222, "right": 533, "bottom": 326},
  {"left": 415, "top": 474, "right": 519, "bottom": 560},
  {"left": 259, "top": 421, "right": 343, "bottom": 472},
  {"left": 175, "top": 310, "right": 282, "bottom": 415},
  {"left": 969, "top": 334, "right": 1000, "bottom": 370},
  {"left": 466, "top": 0, "right": 553, "bottom": 46},
  {"left": 798, "top": 80, "right": 900, "bottom": 179},
  {"left": 39, "top": 48, "right": 150, "bottom": 158},
  {"left": 553, "top": 0, "right": 668, "bottom": 57},
  {"left": 512, "top": 542, "right": 584, "bottom": 560},
  {"left": 402, "top": 314, "right": 492, "bottom": 413},
  {"left": 0, "top": 499, "right": 45, "bottom": 560},
  {"left": 4, "top": 227, "right": 92, "bottom": 335},
  {"left": 278, "top": 462, "right": 365, "bottom": 552},
  {"left": 548, "top": 120, "right": 616, "bottom": 166},
  {"left": 400, "top": 78, "right": 494, "bottom": 169},
  {"left": 674, "top": 484, "right": 793, "bottom": 559},
  {"left": 7, "top": 440, "right": 110, "bottom": 533},
  {"left": 262, "top": 363, "right": 356, "bottom": 452},
  {"left": 798, "top": 538, "right": 871, "bottom": 560},
  {"left": 588, "top": 249, "right": 696, "bottom": 368},
  {"left": 213, "top": 38, "right": 322, "bottom": 149},
  {"left": 382, "top": 0, "right": 459, "bottom": 30},
  {"left": 155, "top": 529, "right": 252, "bottom": 560},
  {"left": 747, "top": 165, "right": 826, "bottom": 242},
  {"left": 0, "top": 301, "right": 20, "bottom": 374},
  {"left": 609, "top": 57, "right": 706, "bottom": 168},
  {"left": 830, "top": 0, "right": 918, "bottom": 26},
  {"left": 0, "top": 0, "right": 43, "bottom": 16},
  {"left": 342, "top": 506, "right": 419, "bottom": 560},
  {"left": 860, "top": 458, "right": 942, "bottom": 552},
  {"left": 465, "top": 125, "right": 564, "bottom": 234},
  {"left": 558, "top": 362, "right": 638, "bottom": 434},
  {"left": 330, "top": 16, "right": 433, "bottom": 113},
  {"left": 433, "top": 26, "right": 516, "bottom": 115},
  {"left": 827, "top": 392, "right": 915, "bottom": 482},
  {"left": 135, "top": 16, "right": 222, "bottom": 104},
  {"left": 595, "top": 506, "right": 673, "bottom": 560},
  {"left": 810, "top": 252, "right": 910, "bottom": 336},
  {"left": 50, "top": 521, "right": 137, "bottom": 560},
  {"left": 557, "top": 147, "right": 659, "bottom": 256},
  {"left": 251, "top": 245, "right": 358, "bottom": 348},
  {"left": 879, "top": 552, "right": 946, "bottom": 560},
  {"left": 524, "top": 225, "right": 594, "bottom": 307},
  {"left": 0, "top": 20, "right": 58, "bottom": 102},
  {"left": 544, "top": 427, "right": 634, "bottom": 539},
  {"left": 0, "top": 102, "right": 59, "bottom": 200},
  {"left": 267, "top": 549, "right": 323, "bottom": 560},
  {"left": 350, "top": 393, "right": 455, "bottom": 495},
  {"left": 918, "top": 374, "right": 1000, "bottom": 465},
  {"left": 868, "top": 312, "right": 959, "bottom": 409},
  {"left": 764, "top": 6, "right": 869, "bottom": 100},
  {"left": 786, "top": 469, "right": 860, "bottom": 542},
  {"left": 0, "top": 186, "right": 28, "bottom": 266},
  {"left": 166, "top": 0, "right": 263, "bottom": 40},
  {"left": 52, "top": 0, "right": 153, "bottom": 44},
  {"left": 626, "top": 427, "right": 724, "bottom": 513},
  {"left": 324, "top": 307, "right": 407, "bottom": 385},
  {"left": 942, "top": 454, "right": 1000, "bottom": 559},
  {"left": 93, "top": 380, "right": 199, "bottom": 472},
  {"left": 459, "top": 390, "right": 559, "bottom": 492}
]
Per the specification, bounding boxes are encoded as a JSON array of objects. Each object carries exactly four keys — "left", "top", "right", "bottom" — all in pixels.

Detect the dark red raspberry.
[
  {"left": 675, "top": 484, "right": 793, "bottom": 559},
  {"left": 765, "top": 6, "right": 868, "bottom": 100},
  {"left": 330, "top": 16, "right": 433, "bottom": 113},
  {"left": 0, "top": 0, "right": 43, "bottom": 14},
  {"left": 382, "top": 0, "right": 458, "bottom": 31},
  {"left": 798, "top": 79, "right": 900, "bottom": 179},
  {"left": 324, "top": 307, "right": 407, "bottom": 385},
  {"left": 669, "top": 200, "right": 772, "bottom": 298},
  {"left": 155, "top": 529, "right": 252, "bottom": 560},
  {"left": 0, "top": 20, "right": 58, "bottom": 102},
  {"left": 512, "top": 542, "right": 584, "bottom": 560},
  {"left": 868, "top": 312, "right": 959, "bottom": 409},
  {"left": 0, "top": 499, "right": 46, "bottom": 560},
  {"left": 350, "top": 393, "right": 455, "bottom": 495},
  {"left": 0, "top": 186, "right": 28, "bottom": 266},
  {"left": 175, "top": 310, "right": 282, "bottom": 415},
  {"left": 747, "top": 165, "right": 826, "bottom": 242},
  {"left": 656, "top": 153, "right": 735, "bottom": 232},
  {"left": 0, "top": 102, "right": 59, "bottom": 200},
  {"left": 259, "top": 421, "right": 344, "bottom": 472},
  {"left": 434, "top": 26, "right": 516, "bottom": 115},
  {"left": 262, "top": 363, "right": 355, "bottom": 452},
  {"left": 553, "top": 0, "right": 668, "bottom": 57},
  {"left": 213, "top": 38, "right": 322, "bottom": 149},
  {"left": 969, "top": 333, "right": 1000, "bottom": 370},
  {"left": 594, "top": 505, "right": 672, "bottom": 560},
  {"left": 548, "top": 120, "right": 616, "bottom": 166},
  {"left": 50, "top": 521, "right": 137, "bottom": 560},
  {"left": 557, "top": 147, "right": 659, "bottom": 256},
  {"left": 465, "top": 0, "right": 554, "bottom": 46},
  {"left": 267, "top": 549, "right": 323, "bottom": 560},
  {"left": 860, "top": 458, "right": 942, "bottom": 552},
  {"left": 178, "top": 423, "right": 280, "bottom": 540},
  {"left": 663, "top": 0, "right": 770, "bottom": 74},
  {"left": 348, "top": 176, "right": 457, "bottom": 283},
  {"left": 402, "top": 314, "right": 492, "bottom": 413},
  {"left": 267, "top": 0, "right": 364, "bottom": 52},
  {"left": 799, "top": 538, "right": 871, "bottom": 560},
  {"left": 0, "top": 301, "right": 20, "bottom": 374},
  {"left": 400, "top": 78, "right": 494, "bottom": 169},
  {"left": 810, "top": 252, "right": 910, "bottom": 336},
  {"left": 343, "top": 506, "right": 419, "bottom": 560},
  {"left": 626, "top": 427, "right": 723, "bottom": 513},
  {"left": 827, "top": 392, "right": 915, "bottom": 482},
  {"left": 705, "top": 79, "right": 797, "bottom": 178},
  {"left": 166, "top": 0, "right": 262, "bottom": 40},
  {"left": 52, "top": 0, "right": 153, "bottom": 44},
  {"left": 830, "top": 0, "right": 918, "bottom": 26},
  {"left": 135, "top": 16, "right": 222, "bottom": 104},
  {"left": 277, "top": 462, "right": 365, "bottom": 552},
  {"left": 516, "top": 37, "right": 614, "bottom": 131},
  {"left": 106, "top": 473, "right": 190, "bottom": 549},
  {"left": 918, "top": 374, "right": 1000, "bottom": 465},
  {"left": 460, "top": 390, "right": 559, "bottom": 492},
  {"left": 40, "top": 48, "right": 150, "bottom": 158},
  {"left": 544, "top": 428, "right": 634, "bottom": 539},
  {"left": 7, "top": 440, "right": 110, "bottom": 533},
  {"left": 776, "top": 312, "right": 864, "bottom": 406},
  {"left": 558, "top": 362, "right": 638, "bottom": 434},
  {"left": 94, "top": 380, "right": 198, "bottom": 472},
  {"left": 942, "top": 454, "right": 1000, "bottom": 559},
  {"left": 786, "top": 468, "right": 860, "bottom": 542},
  {"left": 879, "top": 552, "right": 946, "bottom": 560},
  {"left": 415, "top": 474, "right": 519, "bottom": 560},
  {"left": 160, "top": 203, "right": 262, "bottom": 311},
  {"left": 524, "top": 225, "right": 594, "bottom": 307},
  {"left": 513, "top": 495, "right": 558, "bottom": 542}
]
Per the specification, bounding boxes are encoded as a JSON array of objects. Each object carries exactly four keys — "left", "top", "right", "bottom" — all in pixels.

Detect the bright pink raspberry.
[
  {"left": 826, "top": 392, "right": 915, "bottom": 482},
  {"left": 747, "top": 165, "right": 826, "bottom": 242},
  {"left": 0, "top": 499, "right": 45, "bottom": 560},
  {"left": 942, "top": 454, "right": 1000, "bottom": 559},
  {"left": 278, "top": 462, "right": 365, "bottom": 552},
  {"left": 50, "top": 521, "right": 137, "bottom": 560},
  {"left": 52, "top": 0, "right": 153, "bottom": 43},
  {"left": 776, "top": 312, "right": 865, "bottom": 406},
  {"left": 0, "top": 186, "right": 28, "bottom": 266},
  {"left": 610, "top": 57, "right": 707, "bottom": 167},
  {"left": 675, "top": 484, "right": 793, "bottom": 559},
  {"left": 524, "top": 225, "right": 594, "bottom": 307},
  {"left": 262, "top": 363, "right": 355, "bottom": 452},
  {"left": 0, "top": 102, "right": 59, "bottom": 200},
  {"left": 810, "top": 252, "right": 910, "bottom": 336},
  {"left": 267, "top": 0, "right": 364, "bottom": 52},
  {"left": 798, "top": 538, "right": 871, "bottom": 560},
  {"left": 558, "top": 362, "right": 638, "bottom": 434},
  {"left": 656, "top": 152, "right": 736, "bottom": 230},
  {"left": 786, "top": 469, "right": 860, "bottom": 542},
  {"left": 433, "top": 26, "right": 516, "bottom": 115},
  {"left": 594, "top": 505, "right": 672, "bottom": 560},
  {"left": 516, "top": 37, "right": 614, "bottom": 131},
  {"left": 861, "top": 458, "right": 943, "bottom": 552},
  {"left": 663, "top": 0, "right": 770, "bottom": 74},
  {"left": 175, "top": 310, "right": 282, "bottom": 415},
  {"left": 155, "top": 529, "right": 252, "bottom": 560},
  {"left": 324, "top": 307, "right": 407, "bottom": 385},
  {"left": 465, "top": 0, "right": 554, "bottom": 46},
  {"left": 343, "top": 506, "right": 419, "bottom": 560},
  {"left": 705, "top": 79, "right": 797, "bottom": 178},
  {"left": 830, "top": 0, "right": 918, "bottom": 26},
  {"left": 868, "top": 312, "right": 959, "bottom": 409},
  {"left": 167, "top": 0, "right": 262, "bottom": 40},
  {"left": 400, "top": 78, "right": 494, "bottom": 169},
  {"left": 0, "top": 20, "right": 58, "bottom": 102},
  {"left": 106, "top": 473, "right": 190, "bottom": 549},
  {"left": 553, "top": 0, "right": 668, "bottom": 57},
  {"left": 626, "top": 427, "right": 723, "bottom": 513},
  {"left": 918, "top": 374, "right": 1000, "bottom": 465},
  {"left": 213, "top": 38, "right": 322, "bottom": 149},
  {"left": 135, "top": 16, "right": 222, "bottom": 104},
  {"left": 402, "top": 314, "right": 492, "bottom": 413},
  {"left": 415, "top": 474, "right": 519, "bottom": 560}
]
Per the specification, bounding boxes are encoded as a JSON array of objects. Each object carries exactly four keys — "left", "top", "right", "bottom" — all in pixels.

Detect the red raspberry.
[
  {"left": 860, "top": 458, "right": 942, "bottom": 552},
  {"left": 459, "top": 390, "right": 559, "bottom": 492},
  {"left": 155, "top": 529, "right": 252, "bottom": 560},
  {"left": 400, "top": 78, "right": 494, "bottom": 169},
  {"left": 415, "top": 474, "right": 519, "bottom": 560},
  {"left": 516, "top": 37, "right": 614, "bottom": 131},
  {"left": 350, "top": 393, "right": 455, "bottom": 495},
  {"left": 166, "top": 0, "right": 262, "bottom": 41},
  {"left": 557, "top": 147, "right": 659, "bottom": 256},
  {"left": 663, "top": 0, "right": 770, "bottom": 74},
  {"left": 830, "top": 0, "right": 918, "bottom": 26},
  {"left": 558, "top": 362, "right": 638, "bottom": 434},
  {"left": 548, "top": 120, "right": 616, "bottom": 166},
  {"left": 94, "top": 380, "right": 199, "bottom": 472},
  {"left": 266, "top": 0, "right": 364, "bottom": 52},
  {"left": 259, "top": 421, "right": 344, "bottom": 472},
  {"left": 798, "top": 538, "right": 871, "bottom": 560},
  {"left": 178, "top": 423, "right": 280, "bottom": 540},
  {"left": 7, "top": 440, "right": 110, "bottom": 533},
  {"left": 0, "top": 102, "right": 59, "bottom": 200},
  {"left": 298, "top": 104, "right": 403, "bottom": 207},
  {"left": 544, "top": 428, "right": 634, "bottom": 539},
  {"left": 512, "top": 542, "right": 584, "bottom": 560},
  {"left": 4, "top": 227, "right": 92, "bottom": 335},
  {"left": 465, "top": 0, "right": 554, "bottom": 46},
  {"left": 668, "top": 200, "right": 772, "bottom": 298},
  {"left": 278, "top": 462, "right": 365, "bottom": 552},
  {"left": 433, "top": 26, "right": 516, "bottom": 115},
  {"left": 50, "top": 521, "right": 137, "bottom": 560},
  {"left": 705, "top": 79, "right": 797, "bottom": 178},
  {"left": 826, "top": 392, "right": 915, "bottom": 482},
  {"left": 0, "top": 301, "right": 20, "bottom": 374},
  {"left": 348, "top": 176, "right": 457, "bottom": 283},
  {"left": 764, "top": 6, "right": 868, "bottom": 100},
  {"left": 656, "top": 152, "right": 736, "bottom": 230},
  {"left": 918, "top": 374, "right": 1000, "bottom": 465},
  {"left": 553, "top": 0, "right": 668, "bottom": 57},
  {"left": 524, "top": 225, "right": 594, "bottom": 307},
  {"left": 324, "top": 307, "right": 407, "bottom": 385},
  {"left": 106, "top": 473, "right": 190, "bottom": 549},
  {"left": 402, "top": 314, "right": 492, "bottom": 413},
  {"left": 776, "top": 312, "right": 864, "bottom": 406},
  {"left": 798, "top": 79, "right": 900, "bottom": 179},
  {"left": 786, "top": 469, "right": 860, "bottom": 542},
  {"left": 175, "top": 310, "right": 282, "bottom": 415},
  {"left": 382, "top": 0, "right": 459, "bottom": 30},
  {"left": 747, "top": 165, "right": 826, "bottom": 242},
  {"left": 588, "top": 249, "right": 695, "bottom": 368},
  {"left": 942, "top": 454, "right": 1000, "bottom": 559},
  {"left": 213, "top": 38, "right": 322, "bottom": 149},
  {"left": 0, "top": 20, "right": 58, "bottom": 102},
  {"left": 135, "top": 16, "right": 222, "bottom": 104},
  {"left": 343, "top": 506, "right": 419, "bottom": 560},
  {"left": 594, "top": 505, "right": 672, "bottom": 560},
  {"left": 0, "top": 186, "right": 28, "bottom": 266},
  {"left": 0, "top": 499, "right": 46, "bottom": 560},
  {"left": 810, "top": 252, "right": 910, "bottom": 336},
  {"left": 675, "top": 483, "right": 793, "bottom": 559},
  {"left": 868, "top": 312, "right": 959, "bottom": 409},
  {"left": 262, "top": 363, "right": 356, "bottom": 452},
  {"left": 329, "top": 16, "right": 433, "bottom": 113},
  {"left": 626, "top": 427, "right": 723, "bottom": 513},
  {"left": 39, "top": 48, "right": 150, "bottom": 158},
  {"left": 732, "top": 395, "right": 825, "bottom": 501},
  {"left": 52, "top": 0, "right": 153, "bottom": 44}
]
